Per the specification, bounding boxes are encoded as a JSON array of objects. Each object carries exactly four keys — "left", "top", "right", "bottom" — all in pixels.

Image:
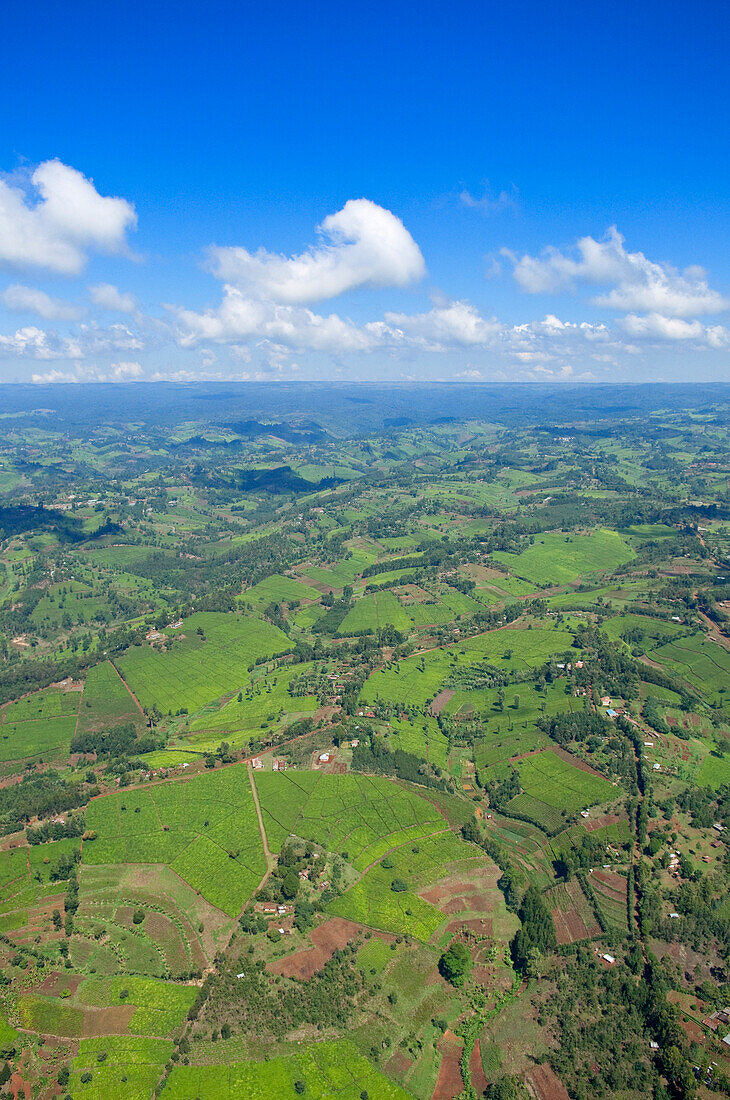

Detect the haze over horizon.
[{"left": 2, "top": 0, "right": 730, "bottom": 386}]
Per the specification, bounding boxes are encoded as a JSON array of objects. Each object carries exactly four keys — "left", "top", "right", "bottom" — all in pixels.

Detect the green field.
[
  {"left": 361, "top": 625, "right": 574, "bottom": 711},
  {"left": 650, "top": 632, "right": 730, "bottom": 705},
  {"left": 0, "top": 686, "right": 80, "bottom": 761},
  {"left": 83, "top": 764, "right": 265, "bottom": 916},
  {"left": 78, "top": 660, "right": 142, "bottom": 734},
  {"left": 503, "top": 749, "right": 616, "bottom": 831},
  {"left": 253, "top": 770, "right": 447, "bottom": 864},
  {"left": 185, "top": 659, "right": 319, "bottom": 745},
  {"left": 165, "top": 1039, "right": 412, "bottom": 1099},
  {"left": 493, "top": 528, "right": 634, "bottom": 586},
  {"left": 241, "top": 573, "right": 321, "bottom": 609},
  {"left": 117, "top": 611, "right": 291, "bottom": 713}
]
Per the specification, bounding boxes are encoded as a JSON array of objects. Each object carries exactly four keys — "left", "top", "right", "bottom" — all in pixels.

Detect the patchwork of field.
[
  {"left": 77, "top": 660, "right": 142, "bottom": 735},
  {"left": 0, "top": 685, "right": 80, "bottom": 761},
  {"left": 241, "top": 573, "right": 321, "bottom": 609},
  {"left": 185, "top": 660, "right": 319, "bottom": 744},
  {"left": 253, "top": 770, "right": 447, "bottom": 865},
  {"left": 116, "top": 611, "right": 291, "bottom": 713},
  {"left": 165, "top": 1039, "right": 411, "bottom": 1099},
  {"left": 83, "top": 765, "right": 266, "bottom": 917},
  {"left": 545, "top": 878, "right": 600, "bottom": 943},
  {"left": 69, "top": 863, "right": 223, "bottom": 977},
  {"left": 650, "top": 632, "right": 730, "bottom": 705},
  {"left": 361, "top": 625, "right": 575, "bottom": 711},
  {"left": 504, "top": 749, "right": 616, "bottom": 832},
  {"left": 17, "top": 975, "right": 195, "bottom": 1040},
  {"left": 383, "top": 715, "right": 450, "bottom": 768},
  {"left": 493, "top": 528, "right": 634, "bottom": 586}
]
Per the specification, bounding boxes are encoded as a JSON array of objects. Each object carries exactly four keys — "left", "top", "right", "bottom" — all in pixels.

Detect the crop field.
[
  {"left": 588, "top": 869, "right": 629, "bottom": 932},
  {"left": 338, "top": 589, "right": 412, "bottom": 635},
  {"left": 30, "top": 580, "right": 108, "bottom": 631},
  {"left": 383, "top": 715, "right": 450, "bottom": 767},
  {"left": 361, "top": 625, "right": 575, "bottom": 710},
  {"left": 544, "top": 878, "right": 601, "bottom": 943},
  {"left": 70, "top": 1037, "right": 173, "bottom": 1100},
  {"left": 493, "top": 528, "right": 634, "bottom": 586},
  {"left": 695, "top": 751, "right": 730, "bottom": 788},
  {"left": 650, "top": 632, "right": 730, "bottom": 705},
  {"left": 512, "top": 749, "right": 616, "bottom": 813},
  {"left": 301, "top": 545, "right": 380, "bottom": 590},
  {"left": 77, "top": 975, "right": 196, "bottom": 1035},
  {"left": 84, "top": 764, "right": 266, "bottom": 916},
  {"left": 601, "top": 613, "right": 688, "bottom": 649},
  {"left": 186, "top": 660, "right": 319, "bottom": 742},
  {"left": 253, "top": 771, "right": 447, "bottom": 865},
  {"left": 78, "top": 660, "right": 142, "bottom": 734},
  {"left": 0, "top": 685, "right": 80, "bottom": 761},
  {"left": 241, "top": 573, "right": 321, "bottom": 609},
  {"left": 329, "top": 830, "right": 484, "bottom": 940},
  {"left": 117, "top": 611, "right": 291, "bottom": 713},
  {"left": 166, "top": 1039, "right": 412, "bottom": 1099}
]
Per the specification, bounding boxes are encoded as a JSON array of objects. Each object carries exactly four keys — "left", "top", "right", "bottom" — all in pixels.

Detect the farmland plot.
[
  {"left": 84, "top": 764, "right": 266, "bottom": 917},
  {"left": 77, "top": 660, "right": 142, "bottom": 735},
  {"left": 493, "top": 528, "right": 634, "bottom": 586},
  {"left": 0, "top": 685, "right": 80, "bottom": 761},
  {"left": 117, "top": 611, "right": 291, "bottom": 713}
]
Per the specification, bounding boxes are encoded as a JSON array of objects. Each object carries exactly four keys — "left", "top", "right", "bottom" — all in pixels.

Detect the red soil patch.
[
  {"left": 584, "top": 812, "right": 621, "bottom": 832},
  {"left": 35, "top": 972, "right": 83, "bottom": 997},
  {"left": 267, "top": 917, "right": 362, "bottom": 980},
  {"left": 386, "top": 1050, "right": 413, "bottom": 1077},
  {"left": 591, "top": 869, "right": 626, "bottom": 895},
  {"left": 81, "top": 1006, "right": 136, "bottom": 1037},
  {"left": 689, "top": 713, "right": 702, "bottom": 726},
  {"left": 528, "top": 1063, "right": 571, "bottom": 1100},
  {"left": 432, "top": 1032, "right": 464, "bottom": 1100},
  {"left": 429, "top": 689, "right": 455, "bottom": 717},
  {"left": 665, "top": 715, "right": 678, "bottom": 726},
  {"left": 446, "top": 917, "right": 493, "bottom": 938},
  {"left": 550, "top": 744, "right": 607, "bottom": 778},
  {"left": 440, "top": 893, "right": 492, "bottom": 915},
  {"left": 470, "top": 1041, "right": 488, "bottom": 1095}
]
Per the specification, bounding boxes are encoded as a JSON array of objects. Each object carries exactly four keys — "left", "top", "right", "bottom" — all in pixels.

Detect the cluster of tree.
[
  {"left": 511, "top": 887, "right": 556, "bottom": 974},
  {"left": 351, "top": 735, "right": 449, "bottom": 791},
  {"left": 0, "top": 771, "right": 99, "bottom": 836},
  {"left": 207, "top": 945, "right": 364, "bottom": 1039},
  {"left": 26, "top": 814, "right": 85, "bottom": 845},
  {"left": 70, "top": 721, "right": 162, "bottom": 760}
]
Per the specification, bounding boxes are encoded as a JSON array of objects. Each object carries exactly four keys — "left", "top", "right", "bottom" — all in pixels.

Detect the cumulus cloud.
[
  {"left": 1, "top": 284, "right": 81, "bottom": 320},
  {"left": 382, "top": 300, "right": 500, "bottom": 348},
  {"left": 31, "top": 360, "right": 145, "bottom": 383},
  {"left": 208, "top": 198, "right": 425, "bottom": 303},
  {"left": 0, "top": 160, "right": 137, "bottom": 275},
  {"left": 505, "top": 227, "right": 728, "bottom": 317},
  {"left": 621, "top": 312, "right": 730, "bottom": 347},
  {"left": 174, "top": 286, "right": 375, "bottom": 352},
  {"left": 0, "top": 326, "right": 82, "bottom": 360},
  {"left": 89, "top": 282, "right": 137, "bottom": 312}
]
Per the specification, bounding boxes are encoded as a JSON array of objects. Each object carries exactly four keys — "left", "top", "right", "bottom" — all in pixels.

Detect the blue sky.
[{"left": 1, "top": 0, "right": 730, "bottom": 383}]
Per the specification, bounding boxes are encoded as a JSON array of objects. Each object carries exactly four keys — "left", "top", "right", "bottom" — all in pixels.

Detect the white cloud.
[
  {"left": 1, "top": 284, "right": 81, "bottom": 320},
  {"left": 208, "top": 198, "right": 425, "bottom": 303},
  {"left": 459, "top": 183, "right": 517, "bottom": 214},
  {"left": 89, "top": 283, "right": 137, "bottom": 312},
  {"left": 31, "top": 360, "right": 144, "bottom": 383},
  {"left": 0, "top": 160, "right": 137, "bottom": 275},
  {"left": 505, "top": 227, "right": 728, "bottom": 317},
  {"left": 621, "top": 312, "right": 730, "bottom": 347},
  {"left": 173, "top": 286, "right": 375, "bottom": 352},
  {"left": 382, "top": 300, "right": 499, "bottom": 348},
  {"left": 0, "top": 326, "right": 83, "bottom": 360}
]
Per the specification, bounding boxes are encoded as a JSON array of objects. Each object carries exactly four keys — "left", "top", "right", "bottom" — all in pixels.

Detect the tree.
[
  {"left": 438, "top": 940, "right": 471, "bottom": 987},
  {"left": 281, "top": 869, "right": 299, "bottom": 900}
]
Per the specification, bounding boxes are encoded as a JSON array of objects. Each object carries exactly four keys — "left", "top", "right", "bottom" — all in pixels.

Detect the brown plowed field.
[
  {"left": 528, "top": 1063, "right": 571, "bottom": 1100},
  {"left": 432, "top": 1031, "right": 464, "bottom": 1099},
  {"left": 267, "top": 917, "right": 363, "bottom": 980}
]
